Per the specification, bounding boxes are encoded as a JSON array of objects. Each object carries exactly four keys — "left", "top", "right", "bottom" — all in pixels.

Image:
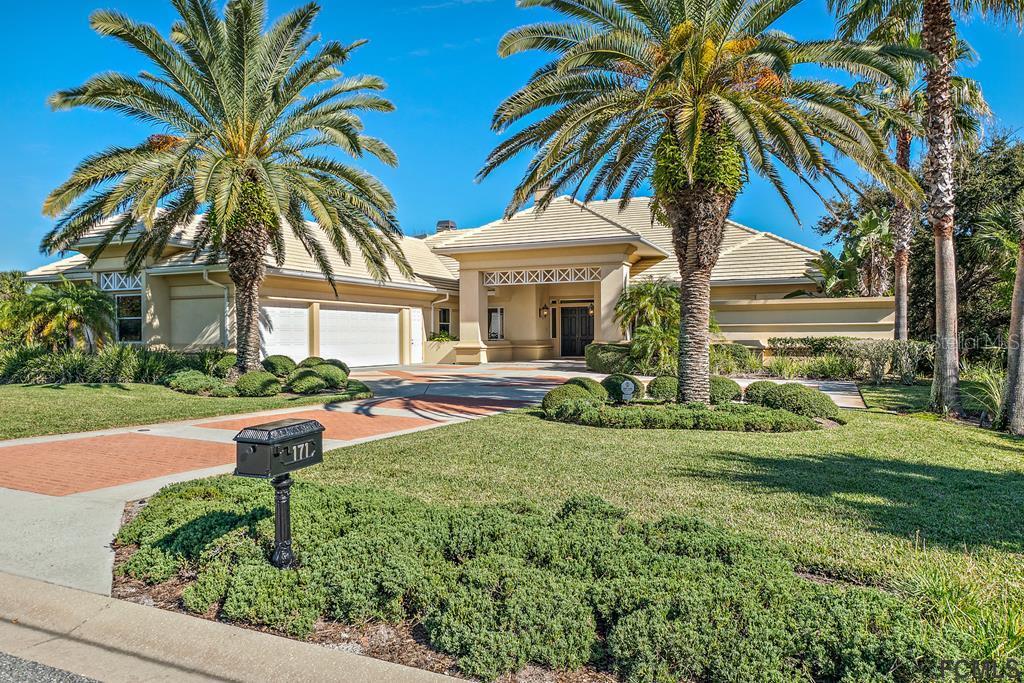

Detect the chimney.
[{"left": 436, "top": 220, "right": 457, "bottom": 234}]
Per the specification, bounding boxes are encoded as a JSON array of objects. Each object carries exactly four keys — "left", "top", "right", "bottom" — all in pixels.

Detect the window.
[
  {"left": 438, "top": 307, "right": 451, "bottom": 335},
  {"left": 116, "top": 294, "right": 143, "bottom": 342},
  {"left": 487, "top": 307, "right": 504, "bottom": 340}
]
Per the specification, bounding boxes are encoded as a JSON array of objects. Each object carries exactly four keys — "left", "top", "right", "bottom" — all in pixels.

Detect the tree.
[
  {"left": 0, "top": 271, "right": 30, "bottom": 346},
  {"left": 20, "top": 278, "right": 115, "bottom": 351},
  {"left": 614, "top": 279, "right": 680, "bottom": 332},
  {"left": 831, "top": 0, "right": 1023, "bottom": 413},
  {"left": 850, "top": 210, "right": 895, "bottom": 296},
  {"left": 42, "top": 0, "right": 408, "bottom": 374},
  {"left": 480, "top": 0, "right": 917, "bottom": 404}
]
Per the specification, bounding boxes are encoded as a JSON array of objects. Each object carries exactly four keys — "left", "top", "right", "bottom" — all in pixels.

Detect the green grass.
[
  {"left": 860, "top": 380, "right": 986, "bottom": 413},
  {"left": 303, "top": 408, "right": 1024, "bottom": 658},
  {"left": 0, "top": 383, "right": 368, "bottom": 440}
]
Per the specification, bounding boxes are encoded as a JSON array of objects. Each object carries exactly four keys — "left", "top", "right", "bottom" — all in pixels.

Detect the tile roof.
[{"left": 24, "top": 253, "right": 93, "bottom": 279}]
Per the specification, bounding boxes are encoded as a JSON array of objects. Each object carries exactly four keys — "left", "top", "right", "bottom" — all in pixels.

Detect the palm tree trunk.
[
  {"left": 1000, "top": 239, "right": 1024, "bottom": 433},
  {"left": 664, "top": 184, "right": 736, "bottom": 404},
  {"left": 892, "top": 127, "right": 913, "bottom": 341},
  {"left": 226, "top": 225, "right": 270, "bottom": 375},
  {"left": 922, "top": 0, "right": 961, "bottom": 413}
]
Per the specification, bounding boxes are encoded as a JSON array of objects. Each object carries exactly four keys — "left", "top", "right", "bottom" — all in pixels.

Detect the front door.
[{"left": 560, "top": 306, "right": 594, "bottom": 357}]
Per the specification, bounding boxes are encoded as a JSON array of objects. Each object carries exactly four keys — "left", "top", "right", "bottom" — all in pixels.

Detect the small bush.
[
  {"left": 542, "top": 384, "right": 595, "bottom": 414},
  {"left": 90, "top": 344, "right": 140, "bottom": 383},
  {"left": 766, "top": 355, "right": 802, "bottom": 379},
  {"left": 298, "top": 356, "right": 326, "bottom": 368},
  {"left": 135, "top": 349, "right": 190, "bottom": 384},
  {"left": 0, "top": 345, "right": 48, "bottom": 383},
  {"left": 892, "top": 340, "right": 932, "bottom": 385},
  {"left": 744, "top": 380, "right": 777, "bottom": 405},
  {"left": 602, "top": 373, "right": 645, "bottom": 402},
  {"left": 762, "top": 383, "right": 843, "bottom": 423},
  {"left": 310, "top": 363, "right": 348, "bottom": 390},
  {"left": 564, "top": 376, "right": 609, "bottom": 401},
  {"left": 212, "top": 353, "right": 237, "bottom": 378},
  {"left": 287, "top": 368, "right": 328, "bottom": 395},
  {"left": 323, "top": 358, "right": 351, "bottom": 374},
  {"left": 16, "top": 350, "right": 93, "bottom": 384},
  {"left": 857, "top": 340, "right": 893, "bottom": 385},
  {"left": 768, "top": 336, "right": 857, "bottom": 357},
  {"left": 709, "top": 375, "right": 742, "bottom": 404},
  {"left": 646, "top": 376, "right": 678, "bottom": 401},
  {"left": 261, "top": 354, "right": 297, "bottom": 377},
  {"left": 585, "top": 343, "right": 632, "bottom": 374},
  {"left": 550, "top": 400, "right": 817, "bottom": 432},
  {"left": 801, "top": 353, "right": 860, "bottom": 380},
  {"left": 165, "top": 370, "right": 225, "bottom": 396},
  {"left": 235, "top": 371, "right": 281, "bottom": 398}
]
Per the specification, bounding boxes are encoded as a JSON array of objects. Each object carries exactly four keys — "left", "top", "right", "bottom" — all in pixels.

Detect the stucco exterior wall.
[{"left": 712, "top": 296, "right": 895, "bottom": 346}]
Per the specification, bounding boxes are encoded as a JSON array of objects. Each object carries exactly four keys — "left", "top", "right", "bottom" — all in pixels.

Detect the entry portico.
[{"left": 432, "top": 200, "right": 669, "bottom": 364}]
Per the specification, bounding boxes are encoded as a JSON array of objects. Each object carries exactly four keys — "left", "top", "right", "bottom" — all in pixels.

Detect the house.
[{"left": 25, "top": 196, "right": 895, "bottom": 367}]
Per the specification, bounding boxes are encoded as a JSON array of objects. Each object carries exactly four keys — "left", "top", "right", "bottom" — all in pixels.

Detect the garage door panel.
[
  {"left": 260, "top": 303, "right": 309, "bottom": 361},
  {"left": 320, "top": 307, "right": 399, "bottom": 367}
]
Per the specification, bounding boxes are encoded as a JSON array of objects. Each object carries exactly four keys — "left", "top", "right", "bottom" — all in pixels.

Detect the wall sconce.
[
  {"left": 587, "top": 302, "right": 595, "bottom": 316},
  {"left": 539, "top": 304, "right": 550, "bottom": 318}
]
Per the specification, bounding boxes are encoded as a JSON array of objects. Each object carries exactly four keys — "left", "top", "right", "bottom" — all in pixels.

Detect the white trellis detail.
[
  {"left": 483, "top": 266, "right": 601, "bottom": 286},
  {"left": 99, "top": 272, "right": 143, "bottom": 291}
]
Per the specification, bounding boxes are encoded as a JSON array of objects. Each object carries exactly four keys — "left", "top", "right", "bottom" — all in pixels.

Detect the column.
[
  {"left": 455, "top": 269, "right": 488, "bottom": 364},
  {"left": 594, "top": 263, "right": 629, "bottom": 343}
]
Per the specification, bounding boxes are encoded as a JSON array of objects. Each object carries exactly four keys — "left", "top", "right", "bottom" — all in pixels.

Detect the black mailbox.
[{"left": 234, "top": 418, "right": 325, "bottom": 479}]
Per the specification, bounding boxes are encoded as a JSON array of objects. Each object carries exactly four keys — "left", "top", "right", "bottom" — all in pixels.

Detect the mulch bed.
[{"left": 112, "top": 499, "right": 617, "bottom": 683}]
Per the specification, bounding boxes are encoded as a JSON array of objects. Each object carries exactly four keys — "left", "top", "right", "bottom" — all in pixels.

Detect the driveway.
[{"left": 0, "top": 361, "right": 586, "bottom": 594}]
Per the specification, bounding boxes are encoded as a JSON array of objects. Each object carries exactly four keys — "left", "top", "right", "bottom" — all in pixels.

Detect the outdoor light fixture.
[
  {"left": 587, "top": 302, "right": 595, "bottom": 316},
  {"left": 539, "top": 304, "right": 549, "bottom": 318},
  {"left": 234, "top": 418, "right": 325, "bottom": 568}
]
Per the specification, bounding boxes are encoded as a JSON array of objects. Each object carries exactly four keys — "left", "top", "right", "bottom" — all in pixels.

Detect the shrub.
[
  {"left": 542, "top": 384, "right": 595, "bottom": 414},
  {"left": 709, "top": 375, "right": 742, "bottom": 404},
  {"left": 768, "top": 336, "right": 857, "bottom": 357},
  {"left": 310, "top": 363, "right": 348, "bottom": 390},
  {"left": 261, "top": 354, "right": 297, "bottom": 377},
  {"left": 287, "top": 368, "right": 328, "bottom": 395},
  {"left": 801, "top": 353, "right": 861, "bottom": 380},
  {"left": 17, "top": 350, "right": 93, "bottom": 385},
  {"left": 762, "top": 383, "right": 843, "bottom": 423},
  {"left": 744, "top": 380, "right": 777, "bottom": 405},
  {"left": 165, "top": 370, "right": 223, "bottom": 396},
  {"left": 119, "top": 481, "right": 949, "bottom": 681},
  {"left": 585, "top": 343, "right": 631, "bottom": 374},
  {"left": 857, "top": 340, "right": 893, "bottom": 385},
  {"left": 235, "top": 371, "right": 281, "bottom": 398},
  {"left": 646, "top": 376, "right": 678, "bottom": 401},
  {"left": 766, "top": 355, "right": 801, "bottom": 379},
  {"left": 549, "top": 400, "right": 817, "bottom": 432},
  {"left": 564, "top": 376, "right": 609, "bottom": 401},
  {"left": 135, "top": 349, "right": 189, "bottom": 384},
  {"left": 710, "top": 343, "right": 760, "bottom": 375},
  {"left": 602, "top": 373, "right": 645, "bottom": 402},
  {"left": 322, "top": 358, "right": 351, "bottom": 374},
  {"left": 298, "top": 356, "right": 325, "bottom": 368},
  {"left": 89, "top": 344, "right": 140, "bottom": 383},
  {"left": 629, "top": 325, "right": 677, "bottom": 376},
  {"left": 0, "top": 345, "right": 48, "bottom": 383},
  {"left": 212, "top": 353, "right": 237, "bottom": 378},
  {"left": 892, "top": 340, "right": 932, "bottom": 385}
]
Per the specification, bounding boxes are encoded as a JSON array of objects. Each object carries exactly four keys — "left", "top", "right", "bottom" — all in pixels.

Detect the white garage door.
[
  {"left": 260, "top": 302, "right": 309, "bottom": 361},
  {"left": 320, "top": 306, "right": 400, "bottom": 367}
]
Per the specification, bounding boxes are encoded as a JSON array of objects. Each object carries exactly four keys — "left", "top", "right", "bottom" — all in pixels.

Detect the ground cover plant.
[{"left": 117, "top": 479, "right": 955, "bottom": 682}]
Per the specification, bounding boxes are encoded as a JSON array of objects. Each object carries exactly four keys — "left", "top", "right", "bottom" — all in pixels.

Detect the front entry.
[{"left": 560, "top": 306, "right": 594, "bottom": 357}]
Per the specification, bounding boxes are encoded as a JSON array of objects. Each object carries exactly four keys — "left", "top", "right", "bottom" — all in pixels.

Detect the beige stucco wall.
[{"left": 712, "top": 296, "right": 895, "bottom": 346}]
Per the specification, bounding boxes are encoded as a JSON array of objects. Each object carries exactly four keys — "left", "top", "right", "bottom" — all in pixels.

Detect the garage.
[
  {"left": 260, "top": 302, "right": 309, "bottom": 361},
  {"left": 320, "top": 306, "right": 400, "bottom": 367}
]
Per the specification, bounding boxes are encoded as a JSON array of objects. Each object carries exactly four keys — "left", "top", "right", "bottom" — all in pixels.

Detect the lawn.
[
  {"left": 860, "top": 380, "right": 986, "bottom": 413},
  {"left": 0, "top": 383, "right": 367, "bottom": 440},
  {"left": 303, "top": 408, "right": 1024, "bottom": 657}
]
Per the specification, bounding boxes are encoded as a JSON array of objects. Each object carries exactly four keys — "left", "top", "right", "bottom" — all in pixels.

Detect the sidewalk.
[{"left": 0, "top": 571, "right": 452, "bottom": 682}]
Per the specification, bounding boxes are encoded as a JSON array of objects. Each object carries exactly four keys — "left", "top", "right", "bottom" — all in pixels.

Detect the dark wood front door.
[{"left": 560, "top": 306, "right": 594, "bottom": 357}]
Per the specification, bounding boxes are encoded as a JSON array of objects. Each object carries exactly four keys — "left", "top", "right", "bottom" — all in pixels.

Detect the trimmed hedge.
[
  {"left": 709, "top": 375, "right": 742, "bottom": 405},
  {"left": 118, "top": 481, "right": 949, "bottom": 681},
  {"left": 549, "top": 399, "right": 818, "bottom": 432},
  {"left": 761, "top": 383, "right": 843, "bottom": 423},
  {"left": 212, "top": 353, "right": 237, "bottom": 378},
  {"left": 744, "top": 380, "right": 777, "bottom": 405},
  {"left": 564, "top": 376, "right": 609, "bottom": 401},
  {"left": 310, "top": 364, "right": 348, "bottom": 390},
  {"left": 323, "top": 358, "right": 351, "bottom": 374},
  {"left": 584, "top": 343, "right": 631, "bottom": 374},
  {"left": 235, "top": 371, "right": 281, "bottom": 398},
  {"left": 542, "top": 384, "right": 595, "bottom": 414},
  {"left": 646, "top": 375, "right": 678, "bottom": 401},
  {"left": 602, "top": 373, "right": 645, "bottom": 402},
  {"left": 165, "top": 370, "right": 228, "bottom": 396},
  {"left": 298, "top": 356, "right": 326, "bottom": 368},
  {"left": 261, "top": 355, "right": 297, "bottom": 377},
  {"left": 287, "top": 368, "right": 328, "bottom": 395}
]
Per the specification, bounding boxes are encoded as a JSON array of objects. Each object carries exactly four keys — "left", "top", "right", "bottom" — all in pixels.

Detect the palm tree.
[
  {"left": 42, "top": 0, "right": 409, "bottom": 374},
  {"left": 832, "top": 0, "right": 1020, "bottom": 413},
  {"left": 480, "top": 0, "right": 918, "bottom": 403},
  {"left": 614, "top": 279, "right": 680, "bottom": 333},
  {"left": 20, "top": 278, "right": 115, "bottom": 351},
  {"left": 850, "top": 210, "right": 895, "bottom": 296}
]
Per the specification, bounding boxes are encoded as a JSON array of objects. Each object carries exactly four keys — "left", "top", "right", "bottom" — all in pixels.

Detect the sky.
[{"left": 1, "top": 0, "right": 1023, "bottom": 272}]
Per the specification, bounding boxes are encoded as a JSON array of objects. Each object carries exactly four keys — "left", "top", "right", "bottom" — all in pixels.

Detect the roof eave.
[{"left": 433, "top": 236, "right": 668, "bottom": 258}]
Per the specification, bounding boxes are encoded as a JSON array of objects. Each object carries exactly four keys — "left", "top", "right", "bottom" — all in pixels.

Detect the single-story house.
[{"left": 25, "top": 196, "right": 894, "bottom": 367}]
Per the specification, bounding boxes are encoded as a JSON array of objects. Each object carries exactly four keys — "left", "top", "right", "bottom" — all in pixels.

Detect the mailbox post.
[{"left": 233, "top": 418, "right": 325, "bottom": 569}]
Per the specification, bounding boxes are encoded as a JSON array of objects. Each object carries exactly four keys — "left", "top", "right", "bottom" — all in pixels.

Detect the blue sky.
[{"left": 1, "top": 0, "right": 1023, "bottom": 271}]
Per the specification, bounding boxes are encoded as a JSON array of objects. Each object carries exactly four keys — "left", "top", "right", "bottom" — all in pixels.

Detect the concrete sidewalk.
[{"left": 0, "top": 571, "right": 452, "bottom": 682}]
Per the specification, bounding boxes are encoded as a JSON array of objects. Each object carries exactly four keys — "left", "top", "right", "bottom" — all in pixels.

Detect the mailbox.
[{"left": 233, "top": 418, "right": 325, "bottom": 479}]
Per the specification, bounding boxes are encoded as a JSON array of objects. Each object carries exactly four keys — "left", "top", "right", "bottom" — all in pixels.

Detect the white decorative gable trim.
[
  {"left": 482, "top": 267, "right": 602, "bottom": 286},
  {"left": 99, "top": 272, "right": 143, "bottom": 291}
]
